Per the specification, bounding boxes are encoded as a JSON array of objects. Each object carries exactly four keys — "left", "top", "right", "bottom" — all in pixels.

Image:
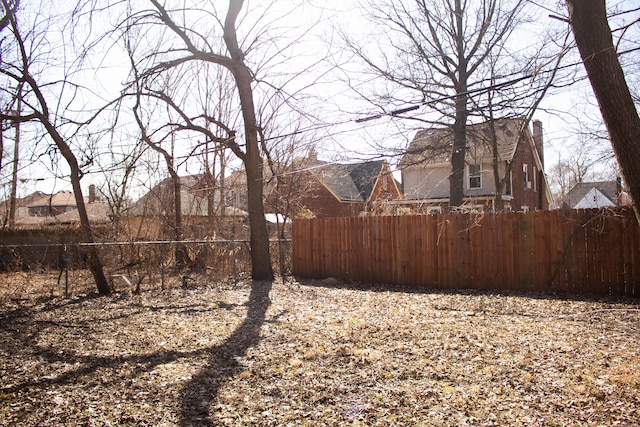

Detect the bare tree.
[
  {"left": 469, "top": 27, "right": 572, "bottom": 210},
  {"left": 565, "top": 0, "right": 640, "bottom": 221},
  {"left": 120, "top": 0, "right": 284, "bottom": 280},
  {"left": 120, "top": 0, "right": 330, "bottom": 279},
  {"left": 0, "top": 0, "right": 110, "bottom": 294},
  {"left": 547, "top": 133, "right": 618, "bottom": 202},
  {"left": 346, "top": 0, "right": 531, "bottom": 209},
  {"left": 95, "top": 136, "right": 146, "bottom": 227},
  {"left": 132, "top": 96, "right": 191, "bottom": 268},
  {"left": 0, "top": 0, "right": 16, "bottom": 31}
]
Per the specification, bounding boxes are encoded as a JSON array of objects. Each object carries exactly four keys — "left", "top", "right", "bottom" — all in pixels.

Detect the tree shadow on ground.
[
  {"left": 0, "top": 280, "right": 274, "bottom": 425},
  {"left": 179, "top": 279, "right": 273, "bottom": 426}
]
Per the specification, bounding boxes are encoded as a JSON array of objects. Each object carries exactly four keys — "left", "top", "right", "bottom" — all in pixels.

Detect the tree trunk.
[
  {"left": 224, "top": 0, "right": 274, "bottom": 280},
  {"left": 235, "top": 69, "right": 274, "bottom": 280},
  {"left": 449, "top": 104, "right": 467, "bottom": 209},
  {"left": 8, "top": 88, "right": 21, "bottom": 227},
  {"left": 44, "top": 122, "right": 111, "bottom": 295},
  {"left": 488, "top": 119, "right": 505, "bottom": 211},
  {"left": 566, "top": 0, "right": 640, "bottom": 221},
  {"left": 69, "top": 171, "right": 111, "bottom": 295},
  {"left": 448, "top": 0, "right": 468, "bottom": 210}
]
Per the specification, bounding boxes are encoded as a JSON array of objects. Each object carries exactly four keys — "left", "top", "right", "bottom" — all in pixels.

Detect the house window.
[
  {"left": 533, "top": 166, "right": 537, "bottom": 191},
  {"left": 426, "top": 206, "right": 442, "bottom": 215},
  {"left": 523, "top": 164, "right": 531, "bottom": 189},
  {"left": 468, "top": 164, "right": 482, "bottom": 189}
]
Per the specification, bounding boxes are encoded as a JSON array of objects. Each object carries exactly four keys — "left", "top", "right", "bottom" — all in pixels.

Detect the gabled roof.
[
  {"left": 128, "top": 174, "right": 250, "bottom": 217},
  {"left": 2, "top": 191, "right": 111, "bottom": 225},
  {"left": 52, "top": 202, "right": 111, "bottom": 223},
  {"left": 399, "top": 118, "right": 526, "bottom": 169},
  {"left": 562, "top": 181, "right": 620, "bottom": 209},
  {"left": 129, "top": 185, "right": 208, "bottom": 216},
  {"left": 28, "top": 191, "right": 77, "bottom": 208},
  {"left": 313, "top": 160, "right": 386, "bottom": 202},
  {"left": 0, "top": 191, "right": 46, "bottom": 213}
]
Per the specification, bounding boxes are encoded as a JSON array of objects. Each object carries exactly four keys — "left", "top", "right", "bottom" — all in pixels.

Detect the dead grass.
[{"left": 1, "top": 271, "right": 639, "bottom": 426}]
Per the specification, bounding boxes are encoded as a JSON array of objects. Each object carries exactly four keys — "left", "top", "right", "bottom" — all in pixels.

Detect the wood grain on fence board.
[{"left": 292, "top": 208, "right": 640, "bottom": 296}]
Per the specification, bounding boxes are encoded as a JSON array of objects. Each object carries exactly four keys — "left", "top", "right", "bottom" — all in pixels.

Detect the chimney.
[
  {"left": 532, "top": 120, "right": 544, "bottom": 167},
  {"left": 88, "top": 184, "right": 98, "bottom": 204},
  {"left": 308, "top": 147, "right": 318, "bottom": 163}
]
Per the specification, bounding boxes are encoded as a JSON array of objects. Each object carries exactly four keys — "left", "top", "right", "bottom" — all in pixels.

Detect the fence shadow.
[{"left": 179, "top": 279, "right": 273, "bottom": 426}]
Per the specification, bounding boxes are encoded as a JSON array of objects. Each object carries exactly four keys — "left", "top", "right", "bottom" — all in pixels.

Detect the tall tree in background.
[
  {"left": 123, "top": 0, "right": 273, "bottom": 280},
  {"left": 119, "top": 0, "right": 334, "bottom": 280},
  {"left": 470, "top": 28, "right": 571, "bottom": 210},
  {"left": 123, "top": 0, "right": 328, "bottom": 280},
  {"left": 348, "top": 0, "right": 529, "bottom": 208},
  {"left": 0, "top": 0, "right": 111, "bottom": 294},
  {"left": 565, "top": 0, "right": 640, "bottom": 220}
]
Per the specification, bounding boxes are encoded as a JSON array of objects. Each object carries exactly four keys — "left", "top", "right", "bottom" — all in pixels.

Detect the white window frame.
[
  {"left": 523, "top": 164, "right": 531, "bottom": 189},
  {"left": 426, "top": 206, "right": 442, "bottom": 215},
  {"left": 468, "top": 164, "right": 482, "bottom": 189}
]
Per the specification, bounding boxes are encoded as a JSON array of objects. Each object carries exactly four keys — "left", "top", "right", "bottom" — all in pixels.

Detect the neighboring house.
[
  {"left": 0, "top": 191, "right": 46, "bottom": 224},
  {"left": 28, "top": 191, "right": 79, "bottom": 217},
  {"left": 128, "top": 174, "right": 248, "bottom": 218},
  {"left": 287, "top": 155, "right": 403, "bottom": 218},
  {"left": 141, "top": 153, "right": 401, "bottom": 221},
  {"left": 561, "top": 179, "right": 628, "bottom": 209},
  {"left": 53, "top": 202, "right": 111, "bottom": 224},
  {"left": 1, "top": 185, "right": 110, "bottom": 226},
  {"left": 128, "top": 175, "right": 210, "bottom": 217},
  {"left": 398, "top": 118, "right": 551, "bottom": 213}
]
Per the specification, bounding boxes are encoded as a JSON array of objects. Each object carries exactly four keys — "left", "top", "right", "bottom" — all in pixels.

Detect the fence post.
[
  {"left": 64, "top": 244, "right": 69, "bottom": 298},
  {"left": 231, "top": 224, "right": 237, "bottom": 283},
  {"left": 161, "top": 242, "right": 165, "bottom": 290}
]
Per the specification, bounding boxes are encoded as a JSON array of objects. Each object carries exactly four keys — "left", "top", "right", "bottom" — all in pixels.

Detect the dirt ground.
[{"left": 1, "top": 271, "right": 639, "bottom": 426}]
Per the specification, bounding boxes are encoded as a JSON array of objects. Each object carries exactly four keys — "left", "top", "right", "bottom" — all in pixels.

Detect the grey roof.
[
  {"left": 128, "top": 175, "right": 209, "bottom": 216},
  {"left": 313, "top": 160, "right": 386, "bottom": 202},
  {"left": 28, "top": 191, "right": 77, "bottom": 208},
  {"left": 53, "top": 202, "right": 111, "bottom": 223},
  {"left": 562, "top": 181, "right": 620, "bottom": 209},
  {"left": 399, "top": 118, "right": 526, "bottom": 169}
]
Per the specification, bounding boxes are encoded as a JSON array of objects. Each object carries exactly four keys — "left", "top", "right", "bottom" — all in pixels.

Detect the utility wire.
[
  {"left": 9, "top": 42, "right": 639, "bottom": 186},
  {"left": 355, "top": 73, "right": 534, "bottom": 123},
  {"left": 353, "top": 46, "right": 640, "bottom": 125}
]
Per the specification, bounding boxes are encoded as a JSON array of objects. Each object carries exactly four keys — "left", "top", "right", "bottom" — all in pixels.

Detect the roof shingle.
[
  {"left": 399, "top": 118, "right": 526, "bottom": 169},
  {"left": 313, "top": 160, "right": 386, "bottom": 202}
]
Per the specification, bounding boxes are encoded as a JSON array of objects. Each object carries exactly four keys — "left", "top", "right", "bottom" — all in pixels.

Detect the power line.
[
  {"left": 355, "top": 74, "right": 534, "bottom": 123},
  {"left": 352, "top": 46, "right": 640, "bottom": 125},
  {"left": 526, "top": 0, "right": 564, "bottom": 17}
]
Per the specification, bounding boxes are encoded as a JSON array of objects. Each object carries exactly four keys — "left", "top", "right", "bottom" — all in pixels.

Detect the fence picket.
[{"left": 291, "top": 208, "right": 640, "bottom": 297}]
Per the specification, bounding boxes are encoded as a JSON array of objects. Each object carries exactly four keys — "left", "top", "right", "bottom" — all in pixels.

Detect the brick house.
[
  {"left": 0, "top": 185, "right": 110, "bottom": 225},
  {"left": 398, "top": 118, "right": 551, "bottom": 212},
  {"left": 282, "top": 155, "right": 402, "bottom": 218}
]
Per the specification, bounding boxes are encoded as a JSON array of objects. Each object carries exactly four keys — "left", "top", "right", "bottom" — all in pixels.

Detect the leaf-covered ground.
[{"left": 1, "top": 272, "right": 640, "bottom": 426}]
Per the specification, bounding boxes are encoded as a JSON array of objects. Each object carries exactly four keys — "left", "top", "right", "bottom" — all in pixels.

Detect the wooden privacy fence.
[{"left": 292, "top": 208, "right": 640, "bottom": 296}]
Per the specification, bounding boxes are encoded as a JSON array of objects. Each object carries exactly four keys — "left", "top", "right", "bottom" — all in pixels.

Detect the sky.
[{"left": 2, "top": 0, "right": 639, "bottom": 201}]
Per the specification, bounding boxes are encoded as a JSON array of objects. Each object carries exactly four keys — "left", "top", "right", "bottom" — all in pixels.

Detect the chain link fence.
[{"left": 0, "top": 238, "right": 291, "bottom": 298}]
